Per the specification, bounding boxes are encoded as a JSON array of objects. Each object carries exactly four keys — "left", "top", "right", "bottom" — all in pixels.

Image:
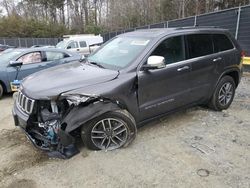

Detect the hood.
[{"left": 22, "top": 62, "right": 119, "bottom": 100}]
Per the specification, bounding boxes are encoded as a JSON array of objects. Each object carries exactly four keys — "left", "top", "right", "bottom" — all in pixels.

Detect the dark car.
[
  {"left": 0, "top": 44, "right": 15, "bottom": 53},
  {"left": 0, "top": 48, "right": 81, "bottom": 98},
  {"left": 12, "top": 27, "right": 243, "bottom": 158}
]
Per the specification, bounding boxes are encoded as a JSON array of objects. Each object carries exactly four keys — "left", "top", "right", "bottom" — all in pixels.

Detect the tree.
[{"left": 0, "top": 0, "right": 248, "bottom": 37}]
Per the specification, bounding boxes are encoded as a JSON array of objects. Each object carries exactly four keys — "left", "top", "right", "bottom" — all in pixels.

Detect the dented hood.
[{"left": 22, "top": 61, "right": 119, "bottom": 100}]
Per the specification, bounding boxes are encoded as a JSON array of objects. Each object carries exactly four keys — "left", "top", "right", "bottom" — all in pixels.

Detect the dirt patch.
[
  {"left": 0, "top": 129, "right": 27, "bottom": 149},
  {"left": 6, "top": 179, "right": 36, "bottom": 188},
  {"left": 0, "top": 129, "right": 48, "bottom": 181}
]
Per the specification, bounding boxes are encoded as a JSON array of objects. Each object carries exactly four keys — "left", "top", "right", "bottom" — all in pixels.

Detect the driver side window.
[
  {"left": 17, "top": 52, "right": 42, "bottom": 65},
  {"left": 151, "top": 36, "right": 185, "bottom": 64}
]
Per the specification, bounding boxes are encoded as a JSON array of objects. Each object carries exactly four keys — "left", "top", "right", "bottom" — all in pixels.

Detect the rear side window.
[
  {"left": 151, "top": 36, "right": 185, "bottom": 64},
  {"left": 80, "top": 41, "right": 87, "bottom": 48},
  {"left": 45, "top": 51, "right": 66, "bottom": 61},
  {"left": 186, "top": 34, "right": 213, "bottom": 58},
  {"left": 213, "top": 34, "right": 234, "bottom": 52}
]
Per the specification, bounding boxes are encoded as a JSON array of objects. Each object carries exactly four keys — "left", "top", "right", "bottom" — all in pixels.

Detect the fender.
[
  {"left": 62, "top": 101, "right": 120, "bottom": 133},
  {"left": 217, "top": 67, "right": 240, "bottom": 86},
  {"left": 208, "top": 67, "right": 241, "bottom": 99}
]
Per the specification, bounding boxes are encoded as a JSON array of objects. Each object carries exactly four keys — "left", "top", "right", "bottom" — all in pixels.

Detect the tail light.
[{"left": 241, "top": 50, "right": 246, "bottom": 58}]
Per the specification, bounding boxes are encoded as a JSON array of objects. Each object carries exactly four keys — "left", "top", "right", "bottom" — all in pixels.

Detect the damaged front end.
[
  {"left": 22, "top": 98, "right": 80, "bottom": 159},
  {"left": 13, "top": 91, "right": 120, "bottom": 159}
]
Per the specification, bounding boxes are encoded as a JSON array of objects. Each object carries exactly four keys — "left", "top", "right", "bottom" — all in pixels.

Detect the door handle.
[
  {"left": 77, "top": 49, "right": 80, "bottom": 51},
  {"left": 177, "top": 66, "right": 190, "bottom": 72},
  {"left": 213, "top": 57, "right": 222, "bottom": 62}
]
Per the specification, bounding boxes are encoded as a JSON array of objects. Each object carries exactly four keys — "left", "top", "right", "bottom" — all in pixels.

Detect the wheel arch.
[
  {"left": 208, "top": 69, "right": 240, "bottom": 101},
  {"left": 62, "top": 101, "right": 124, "bottom": 133},
  {"left": 218, "top": 69, "right": 240, "bottom": 88},
  {"left": 0, "top": 80, "right": 7, "bottom": 93}
]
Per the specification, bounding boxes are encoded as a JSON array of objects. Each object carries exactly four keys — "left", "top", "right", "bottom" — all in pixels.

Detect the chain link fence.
[
  {"left": 0, "top": 37, "right": 61, "bottom": 47},
  {"left": 102, "top": 5, "right": 250, "bottom": 55}
]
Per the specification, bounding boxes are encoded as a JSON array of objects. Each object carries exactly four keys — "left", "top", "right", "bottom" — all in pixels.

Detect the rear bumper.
[{"left": 12, "top": 101, "right": 79, "bottom": 159}]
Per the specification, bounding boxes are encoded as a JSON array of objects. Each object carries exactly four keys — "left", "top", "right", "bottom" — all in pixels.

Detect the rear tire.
[
  {"left": 209, "top": 76, "right": 236, "bottom": 111},
  {"left": 0, "top": 84, "right": 3, "bottom": 99},
  {"left": 81, "top": 110, "right": 137, "bottom": 151}
]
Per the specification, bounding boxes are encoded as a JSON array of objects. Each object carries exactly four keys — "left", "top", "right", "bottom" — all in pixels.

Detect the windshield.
[
  {"left": 0, "top": 51, "right": 22, "bottom": 63},
  {"left": 56, "top": 41, "right": 66, "bottom": 49},
  {"left": 87, "top": 36, "right": 151, "bottom": 70}
]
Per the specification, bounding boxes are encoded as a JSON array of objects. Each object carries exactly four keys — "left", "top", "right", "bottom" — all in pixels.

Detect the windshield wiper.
[{"left": 87, "top": 60, "right": 105, "bottom": 69}]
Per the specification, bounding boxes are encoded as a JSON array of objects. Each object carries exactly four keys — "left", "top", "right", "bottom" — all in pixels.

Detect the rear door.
[
  {"left": 78, "top": 41, "right": 90, "bottom": 55},
  {"left": 185, "top": 34, "right": 221, "bottom": 102},
  {"left": 44, "top": 51, "right": 71, "bottom": 67},
  {"left": 138, "top": 35, "right": 193, "bottom": 120},
  {"left": 212, "top": 34, "right": 236, "bottom": 69}
]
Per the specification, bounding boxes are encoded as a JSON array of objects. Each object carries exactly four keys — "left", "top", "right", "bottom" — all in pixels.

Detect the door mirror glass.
[
  {"left": 67, "top": 46, "right": 72, "bottom": 49},
  {"left": 143, "top": 56, "right": 165, "bottom": 70},
  {"left": 9, "top": 60, "right": 23, "bottom": 67}
]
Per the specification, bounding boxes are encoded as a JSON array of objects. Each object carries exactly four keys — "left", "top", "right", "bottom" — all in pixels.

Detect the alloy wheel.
[
  {"left": 91, "top": 118, "right": 128, "bottom": 150},
  {"left": 218, "top": 82, "right": 233, "bottom": 106}
]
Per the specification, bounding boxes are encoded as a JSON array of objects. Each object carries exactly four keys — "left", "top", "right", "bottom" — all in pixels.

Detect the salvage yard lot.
[{"left": 0, "top": 74, "right": 250, "bottom": 188}]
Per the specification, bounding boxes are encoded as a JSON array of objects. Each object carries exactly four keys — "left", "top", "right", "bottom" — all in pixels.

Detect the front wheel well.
[
  {"left": 0, "top": 80, "right": 7, "bottom": 93},
  {"left": 224, "top": 71, "right": 239, "bottom": 87}
]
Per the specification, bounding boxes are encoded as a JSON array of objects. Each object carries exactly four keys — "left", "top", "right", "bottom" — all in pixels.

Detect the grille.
[{"left": 17, "top": 91, "right": 35, "bottom": 114}]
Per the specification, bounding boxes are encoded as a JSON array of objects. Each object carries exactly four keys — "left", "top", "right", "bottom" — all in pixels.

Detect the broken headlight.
[{"left": 63, "top": 94, "right": 90, "bottom": 106}]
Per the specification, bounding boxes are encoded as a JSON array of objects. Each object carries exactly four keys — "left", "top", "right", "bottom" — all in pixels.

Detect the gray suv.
[{"left": 12, "top": 27, "right": 243, "bottom": 158}]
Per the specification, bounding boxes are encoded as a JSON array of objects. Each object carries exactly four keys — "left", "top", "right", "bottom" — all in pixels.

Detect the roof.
[
  {"left": 7, "top": 47, "right": 75, "bottom": 55},
  {"left": 120, "top": 27, "right": 229, "bottom": 38}
]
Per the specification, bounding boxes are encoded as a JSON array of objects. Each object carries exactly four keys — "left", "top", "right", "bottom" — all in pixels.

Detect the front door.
[
  {"left": 67, "top": 41, "right": 80, "bottom": 53},
  {"left": 137, "top": 35, "right": 192, "bottom": 121},
  {"left": 6, "top": 51, "right": 47, "bottom": 88}
]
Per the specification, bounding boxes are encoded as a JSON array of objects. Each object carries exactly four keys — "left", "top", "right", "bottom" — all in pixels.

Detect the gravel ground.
[{"left": 0, "top": 74, "right": 250, "bottom": 188}]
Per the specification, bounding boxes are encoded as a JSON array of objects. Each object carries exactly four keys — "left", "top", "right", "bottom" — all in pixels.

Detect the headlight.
[{"left": 64, "top": 95, "right": 90, "bottom": 106}]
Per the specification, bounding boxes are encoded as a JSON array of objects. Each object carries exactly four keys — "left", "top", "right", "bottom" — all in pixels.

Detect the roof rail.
[{"left": 175, "top": 26, "right": 221, "bottom": 30}]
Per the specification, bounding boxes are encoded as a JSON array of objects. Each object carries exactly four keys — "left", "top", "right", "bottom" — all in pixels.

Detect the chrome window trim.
[{"left": 16, "top": 91, "right": 35, "bottom": 115}]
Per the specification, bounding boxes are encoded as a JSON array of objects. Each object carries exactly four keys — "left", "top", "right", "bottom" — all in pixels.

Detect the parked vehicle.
[
  {"left": 30, "top": 45, "right": 55, "bottom": 48},
  {"left": 13, "top": 27, "right": 243, "bottom": 158},
  {"left": 56, "top": 34, "right": 103, "bottom": 56},
  {"left": 0, "top": 48, "right": 81, "bottom": 98},
  {"left": 0, "top": 48, "right": 16, "bottom": 55},
  {"left": 0, "top": 44, "right": 15, "bottom": 53}
]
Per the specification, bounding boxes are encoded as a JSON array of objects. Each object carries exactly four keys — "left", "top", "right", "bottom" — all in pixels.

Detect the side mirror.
[
  {"left": 67, "top": 46, "right": 72, "bottom": 49},
  {"left": 9, "top": 60, "right": 23, "bottom": 67},
  {"left": 142, "top": 56, "right": 165, "bottom": 70}
]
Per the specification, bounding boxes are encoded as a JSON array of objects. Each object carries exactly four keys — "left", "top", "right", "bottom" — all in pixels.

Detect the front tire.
[
  {"left": 209, "top": 76, "right": 236, "bottom": 111},
  {"left": 81, "top": 110, "right": 137, "bottom": 151}
]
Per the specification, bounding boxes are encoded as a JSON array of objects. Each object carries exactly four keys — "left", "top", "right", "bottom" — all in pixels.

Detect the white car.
[{"left": 56, "top": 34, "right": 103, "bottom": 56}]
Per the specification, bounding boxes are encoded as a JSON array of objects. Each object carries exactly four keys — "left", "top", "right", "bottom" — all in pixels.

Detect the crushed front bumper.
[{"left": 12, "top": 102, "right": 79, "bottom": 159}]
